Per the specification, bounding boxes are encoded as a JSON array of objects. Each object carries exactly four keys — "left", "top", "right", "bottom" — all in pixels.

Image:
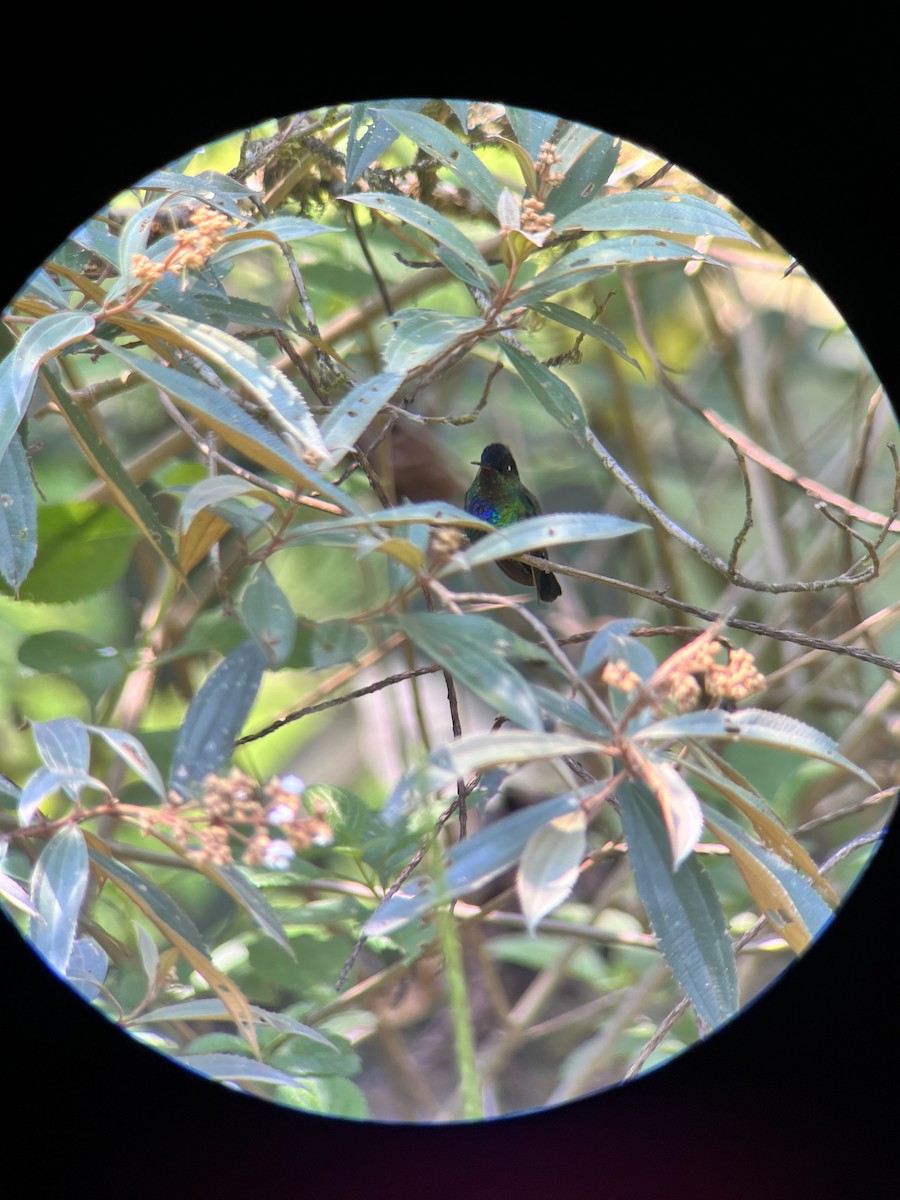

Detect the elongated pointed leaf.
[
  {"left": 240, "top": 564, "right": 296, "bottom": 667},
  {"left": 201, "top": 863, "right": 296, "bottom": 959},
  {"left": 704, "top": 810, "right": 834, "bottom": 954},
  {"left": 11, "top": 501, "right": 141, "bottom": 604},
  {"left": 505, "top": 106, "right": 561, "bottom": 161},
  {"left": 100, "top": 342, "right": 357, "bottom": 511},
  {"left": 169, "top": 640, "right": 267, "bottom": 799},
  {"left": 528, "top": 301, "right": 644, "bottom": 374},
  {"left": 48, "top": 381, "right": 181, "bottom": 579},
  {"left": 286, "top": 501, "right": 490, "bottom": 544},
  {"left": 29, "top": 824, "right": 89, "bottom": 975},
  {"left": 131, "top": 999, "right": 332, "bottom": 1044},
  {"left": 632, "top": 750, "right": 704, "bottom": 869},
  {"left": 366, "top": 788, "right": 588, "bottom": 935},
  {"left": 345, "top": 99, "right": 427, "bottom": 182},
  {"left": 1, "top": 312, "right": 96, "bottom": 461},
  {"left": 341, "top": 192, "right": 496, "bottom": 291},
  {"left": 87, "top": 726, "right": 166, "bottom": 798},
  {"left": 531, "top": 685, "right": 610, "bottom": 737},
  {"left": 33, "top": 717, "right": 90, "bottom": 774},
  {"left": 452, "top": 511, "right": 647, "bottom": 573},
  {"left": 682, "top": 757, "right": 839, "bottom": 906},
  {"left": 500, "top": 343, "right": 588, "bottom": 442},
  {"left": 560, "top": 190, "right": 753, "bottom": 243},
  {"left": 86, "top": 838, "right": 259, "bottom": 1054},
  {"left": 116, "top": 193, "right": 177, "bottom": 289},
  {"left": 551, "top": 128, "right": 620, "bottom": 217},
  {"left": 212, "top": 215, "right": 338, "bottom": 263},
  {"left": 512, "top": 236, "right": 708, "bottom": 308},
  {"left": 518, "top": 808, "right": 587, "bottom": 933},
  {"left": 178, "top": 1053, "right": 295, "bottom": 1085},
  {"left": 617, "top": 781, "right": 738, "bottom": 1029},
  {"left": 635, "top": 707, "right": 876, "bottom": 786},
  {"left": 0, "top": 433, "right": 37, "bottom": 591},
  {"left": 578, "top": 618, "right": 654, "bottom": 679},
  {"left": 320, "top": 372, "right": 404, "bottom": 454},
  {"left": 386, "top": 611, "right": 555, "bottom": 735},
  {"left": 137, "top": 168, "right": 257, "bottom": 217},
  {"left": 67, "top": 935, "right": 108, "bottom": 1001},
  {"left": 18, "top": 765, "right": 107, "bottom": 825},
  {"left": 146, "top": 312, "right": 332, "bottom": 466},
  {"left": 384, "top": 729, "right": 599, "bottom": 823},
  {"left": 382, "top": 310, "right": 486, "bottom": 374},
  {"left": 373, "top": 107, "right": 502, "bottom": 214}
]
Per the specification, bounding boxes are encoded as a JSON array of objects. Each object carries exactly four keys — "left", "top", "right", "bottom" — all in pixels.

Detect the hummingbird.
[{"left": 464, "top": 443, "right": 562, "bottom": 603}]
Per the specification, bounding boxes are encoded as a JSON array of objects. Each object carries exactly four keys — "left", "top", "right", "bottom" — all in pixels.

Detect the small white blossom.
[{"left": 262, "top": 839, "right": 295, "bottom": 870}]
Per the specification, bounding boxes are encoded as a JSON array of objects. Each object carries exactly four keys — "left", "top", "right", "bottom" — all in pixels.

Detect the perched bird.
[{"left": 464, "top": 442, "right": 562, "bottom": 603}]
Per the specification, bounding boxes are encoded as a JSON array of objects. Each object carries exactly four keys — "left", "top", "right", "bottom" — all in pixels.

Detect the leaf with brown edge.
[{"left": 84, "top": 836, "right": 260, "bottom": 1055}]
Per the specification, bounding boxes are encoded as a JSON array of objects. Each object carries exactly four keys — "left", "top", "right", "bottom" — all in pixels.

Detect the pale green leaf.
[
  {"left": 372, "top": 107, "right": 502, "bottom": 214},
  {"left": 0, "top": 433, "right": 37, "bottom": 591},
  {"left": 518, "top": 808, "right": 587, "bottom": 934},
  {"left": 382, "top": 310, "right": 486, "bottom": 374},
  {"left": 560, "top": 190, "right": 754, "bottom": 243},
  {"left": 341, "top": 192, "right": 496, "bottom": 291}
]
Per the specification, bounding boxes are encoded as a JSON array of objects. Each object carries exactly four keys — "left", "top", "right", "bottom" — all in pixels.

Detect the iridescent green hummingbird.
[{"left": 464, "top": 443, "right": 562, "bottom": 603}]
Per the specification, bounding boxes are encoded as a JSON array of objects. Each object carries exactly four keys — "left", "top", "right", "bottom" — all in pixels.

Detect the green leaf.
[
  {"left": 617, "top": 781, "right": 738, "bottom": 1029},
  {"left": 505, "top": 106, "right": 561, "bottom": 161},
  {"left": 114, "top": 193, "right": 177, "bottom": 293},
  {"left": 188, "top": 862, "right": 296, "bottom": 959},
  {"left": 178, "top": 1054, "right": 298, "bottom": 1087},
  {"left": 387, "top": 611, "right": 557, "bottom": 735},
  {"left": 48, "top": 383, "right": 182, "bottom": 581},
  {"left": 512, "top": 236, "right": 708, "bottom": 308},
  {"left": 87, "top": 844, "right": 209, "bottom": 954},
  {"left": 29, "top": 824, "right": 89, "bottom": 975},
  {"left": 0, "top": 433, "right": 37, "bottom": 591},
  {"left": 500, "top": 344, "right": 588, "bottom": 442},
  {"left": 18, "top": 631, "right": 125, "bottom": 708},
  {"left": 384, "top": 729, "right": 599, "bottom": 823},
  {"left": 310, "top": 620, "right": 367, "bottom": 670},
  {"left": 578, "top": 618, "right": 653, "bottom": 679},
  {"left": 381, "top": 310, "right": 486, "bottom": 374},
  {"left": 18, "top": 765, "right": 107, "bottom": 825},
  {"left": 8, "top": 502, "right": 140, "bottom": 604},
  {"left": 145, "top": 312, "right": 333, "bottom": 467},
  {"left": 239, "top": 563, "right": 296, "bottom": 668},
  {"left": 0, "top": 312, "right": 96, "bottom": 462},
  {"left": 67, "top": 935, "right": 108, "bottom": 1001},
  {"left": 518, "top": 808, "right": 587, "bottom": 934},
  {"left": 531, "top": 685, "right": 610, "bottom": 737},
  {"left": 529, "top": 301, "right": 644, "bottom": 374},
  {"left": 560, "top": 191, "right": 754, "bottom": 243},
  {"left": 131, "top": 998, "right": 333, "bottom": 1045},
  {"left": 100, "top": 342, "right": 357, "bottom": 511},
  {"left": 137, "top": 168, "right": 257, "bottom": 218},
  {"left": 365, "top": 788, "right": 588, "bottom": 935},
  {"left": 635, "top": 707, "right": 876, "bottom": 786},
  {"left": 33, "top": 717, "right": 90, "bottom": 775},
  {"left": 212, "top": 215, "right": 339, "bottom": 264},
  {"left": 372, "top": 107, "right": 503, "bottom": 214},
  {"left": 345, "top": 99, "right": 426, "bottom": 182},
  {"left": 320, "top": 372, "right": 404, "bottom": 455},
  {"left": 452, "top": 510, "right": 648, "bottom": 573},
  {"left": 87, "top": 726, "right": 166, "bottom": 798},
  {"left": 286, "top": 500, "right": 490, "bottom": 545},
  {"left": 551, "top": 128, "right": 620, "bottom": 217},
  {"left": 169, "top": 640, "right": 267, "bottom": 799},
  {"left": 341, "top": 192, "right": 496, "bottom": 291}
]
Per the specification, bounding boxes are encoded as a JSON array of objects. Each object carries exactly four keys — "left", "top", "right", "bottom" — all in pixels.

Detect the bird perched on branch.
[{"left": 464, "top": 442, "right": 562, "bottom": 603}]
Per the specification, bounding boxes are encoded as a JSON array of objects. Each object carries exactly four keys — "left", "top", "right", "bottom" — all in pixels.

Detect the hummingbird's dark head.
[{"left": 476, "top": 443, "right": 519, "bottom": 477}]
